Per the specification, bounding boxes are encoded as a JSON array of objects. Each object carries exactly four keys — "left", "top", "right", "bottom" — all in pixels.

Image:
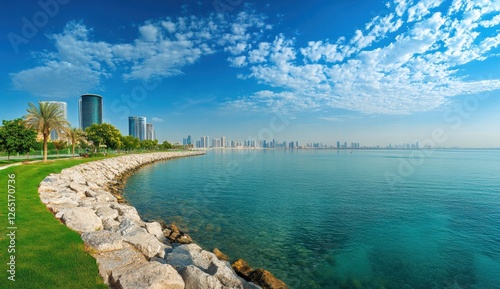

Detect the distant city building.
[
  {"left": 41, "top": 101, "right": 67, "bottom": 140},
  {"left": 146, "top": 123, "right": 155, "bottom": 140},
  {"left": 199, "top": 136, "right": 209, "bottom": 148},
  {"left": 79, "top": 94, "right": 103, "bottom": 130},
  {"left": 129, "top": 116, "right": 147, "bottom": 141},
  {"left": 221, "top": 136, "right": 226, "bottom": 148}
]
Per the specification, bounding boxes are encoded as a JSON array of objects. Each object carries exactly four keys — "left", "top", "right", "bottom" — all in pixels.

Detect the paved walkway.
[{"left": 0, "top": 156, "right": 78, "bottom": 171}]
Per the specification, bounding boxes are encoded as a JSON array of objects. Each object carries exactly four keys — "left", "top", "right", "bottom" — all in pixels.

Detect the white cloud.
[
  {"left": 228, "top": 56, "right": 247, "bottom": 67},
  {"left": 11, "top": 61, "right": 101, "bottom": 98},
  {"left": 228, "top": 0, "right": 500, "bottom": 115},
  {"left": 480, "top": 14, "right": 500, "bottom": 27},
  {"left": 11, "top": 10, "right": 269, "bottom": 95},
  {"left": 162, "top": 21, "right": 176, "bottom": 33},
  {"left": 151, "top": 117, "right": 164, "bottom": 122},
  {"left": 139, "top": 24, "right": 159, "bottom": 42}
]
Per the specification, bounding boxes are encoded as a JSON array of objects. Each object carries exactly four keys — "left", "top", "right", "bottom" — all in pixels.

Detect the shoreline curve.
[{"left": 37, "top": 151, "right": 265, "bottom": 289}]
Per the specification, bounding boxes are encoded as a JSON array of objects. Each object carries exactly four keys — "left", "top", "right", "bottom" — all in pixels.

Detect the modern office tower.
[
  {"left": 129, "top": 116, "right": 147, "bottom": 141},
  {"left": 79, "top": 94, "right": 103, "bottom": 130},
  {"left": 146, "top": 123, "right": 155, "bottom": 140},
  {"left": 187, "top": 135, "right": 192, "bottom": 145},
  {"left": 337, "top": 141, "right": 341, "bottom": 149},
  {"left": 200, "top": 136, "right": 209, "bottom": 148},
  {"left": 212, "top": 138, "right": 222, "bottom": 148},
  {"left": 221, "top": 136, "right": 226, "bottom": 148},
  {"left": 41, "top": 101, "right": 67, "bottom": 140},
  {"left": 196, "top": 140, "right": 201, "bottom": 148}
]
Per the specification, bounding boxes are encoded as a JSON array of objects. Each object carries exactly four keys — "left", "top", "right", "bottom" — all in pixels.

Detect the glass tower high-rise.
[
  {"left": 129, "top": 116, "right": 147, "bottom": 141},
  {"left": 79, "top": 94, "right": 103, "bottom": 130}
]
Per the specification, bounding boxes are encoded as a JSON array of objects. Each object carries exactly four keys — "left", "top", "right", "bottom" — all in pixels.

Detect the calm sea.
[{"left": 123, "top": 149, "right": 500, "bottom": 289}]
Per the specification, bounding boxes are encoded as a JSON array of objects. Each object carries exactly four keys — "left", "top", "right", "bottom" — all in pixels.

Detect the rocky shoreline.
[{"left": 38, "top": 151, "right": 288, "bottom": 289}]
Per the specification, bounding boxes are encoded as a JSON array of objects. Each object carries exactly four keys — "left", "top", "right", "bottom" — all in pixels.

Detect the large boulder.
[
  {"left": 118, "top": 217, "right": 145, "bottom": 236},
  {"left": 94, "top": 245, "right": 148, "bottom": 284},
  {"left": 61, "top": 207, "right": 103, "bottom": 232},
  {"left": 112, "top": 261, "right": 185, "bottom": 289},
  {"left": 123, "top": 230, "right": 164, "bottom": 258},
  {"left": 207, "top": 260, "right": 255, "bottom": 289},
  {"left": 180, "top": 265, "right": 224, "bottom": 289},
  {"left": 95, "top": 206, "right": 119, "bottom": 222},
  {"left": 166, "top": 244, "right": 217, "bottom": 271},
  {"left": 145, "top": 222, "right": 167, "bottom": 243},
  {"left": 82, "top": 230, "right": 123, "bottom": 252}
]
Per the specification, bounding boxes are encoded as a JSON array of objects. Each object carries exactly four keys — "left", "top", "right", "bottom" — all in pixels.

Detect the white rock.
[
  {"left": 207, "top": 260, "right": 254, "bottom": 289},
  {"left": 113, "top": 262, "right": 185, "bottom": 289},
  {"left": 123, "top": 230, "right": 164, "bottom": 259},
  {"left": 166, "top": 244, "right": 217, "bottom": 271},
  {"left": 61, "top": 207, "right": 103, "bottom": 232},
  {"left": 82, "top": 230, "right": 123, "bottom": 252},
  {"left": 96, "top": 206, "right": 119, "bottom": 222},
  {"left": 180, "top": 265, "right": 224, "bottom": 289},
  {"left": 145, "top": 222, "right": 167, "bottom": 243},
  {"left": 103, "top": 219, "right": 121, "bottom": 231},
  {"left": 94, "top": 245, "right": 148, "bottom": 284},
  {"left": 118, "top": 217, "right": 145, "bottom": 236}
]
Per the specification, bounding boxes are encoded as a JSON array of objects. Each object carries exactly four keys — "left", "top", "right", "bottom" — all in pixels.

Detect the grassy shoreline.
[{"left": 0, "top": 158, "right": 108, "bottom": 289}]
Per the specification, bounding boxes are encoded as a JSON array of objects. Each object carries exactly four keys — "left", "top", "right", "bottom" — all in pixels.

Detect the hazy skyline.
[{"left": 1, "top": 0, "right": 499, "bottom": 147}]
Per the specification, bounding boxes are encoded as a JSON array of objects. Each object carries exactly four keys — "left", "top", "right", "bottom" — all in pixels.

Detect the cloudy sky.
[{"left": 1, "top": 0, "right": 500, "bottom": 147}]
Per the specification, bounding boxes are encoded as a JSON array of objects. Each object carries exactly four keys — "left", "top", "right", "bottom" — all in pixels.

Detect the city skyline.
[{"left": 1, "top": 1, "right": 500, "bottom": 148}]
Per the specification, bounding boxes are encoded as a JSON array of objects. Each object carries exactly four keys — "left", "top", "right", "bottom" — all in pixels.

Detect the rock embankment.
[{"left": 38, "top": 151, "right": 262, "bottom": 289}]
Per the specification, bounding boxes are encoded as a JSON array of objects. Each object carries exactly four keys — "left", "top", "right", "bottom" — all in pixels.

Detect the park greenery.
[
  {"left": 0, "top": 159, "right": 109, "bottom": 289},
  {"left": 0, "top": 118, "right": 37, "bottom": 160},
  {"left": 0, "top": 102, "right": 180, "bottom": 161}
]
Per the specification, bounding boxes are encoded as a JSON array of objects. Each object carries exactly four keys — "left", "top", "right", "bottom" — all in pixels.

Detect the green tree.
[
  {"left": 24, "top": 102, "right": 69, "bottom": 162},
  {"left": 159, "top": 140, "right": 173, "bottom": 150},
  {"left": 85, "top": 123, "right": 123, "bottom": 151},
  {"left": 0, "top": 118, "right": 37, "bottom": 160},
  {"left": 122, "top": 135, "right": 140, "bottom": 152},
  {"left": 52, "top": 140, "right": 67, "bottom": 155},
  {"left": 64, "top": 127, "right": 87, "bottom": 158},
  {"left": 140, "top": 139, "right": 157, "bottom": 151}
]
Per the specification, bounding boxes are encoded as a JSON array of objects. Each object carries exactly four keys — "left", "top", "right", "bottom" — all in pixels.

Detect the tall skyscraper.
[
  {"left": 221, "top": 136, "right": 226, "bottom": 148},
  {"left": 129, "top": 116, "right": 147, "bottom": 141},
  {"left": 41, "top": 101, "right": 67, "bottom": 140},
  {"left": 79, "top": 94, "right": 103, "bottom": 130},
  {"left": 146, "top": 123, "right": 155, "bottom": 140}
]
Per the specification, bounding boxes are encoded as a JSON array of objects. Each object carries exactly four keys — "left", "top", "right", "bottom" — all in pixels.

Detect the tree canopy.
[
  {"left": 122, "top": 135, "right": 140, "bottom": 151},
  {"left": 64, "top": 127, "right": 87, "bottom": 157},
  {"left": 85, "top": 123, "right": 123, "bottom": 150},
  {"left": 0, "top": 118, "right": 37, "bottom": 159},
  {"left": 24, "top": 102, "right": 69, "bottom": 162}
]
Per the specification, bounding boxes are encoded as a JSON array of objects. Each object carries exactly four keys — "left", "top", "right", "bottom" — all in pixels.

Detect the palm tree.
[
  {"left": 24, "top": 102, "right": 69, "bottom": 162},
  {"left": 64, "top": 127, "right": 86, "bottom": 158}
]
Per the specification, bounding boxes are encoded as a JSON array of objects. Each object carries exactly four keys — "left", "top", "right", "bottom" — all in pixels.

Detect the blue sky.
[{"left": 1, "top": 0, "right": 500, "bottom": 147}]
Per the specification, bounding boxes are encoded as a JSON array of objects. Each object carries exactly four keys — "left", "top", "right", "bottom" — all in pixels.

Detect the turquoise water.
[{"left": 123, "top": 149, "right": 500, "bottom": 289}]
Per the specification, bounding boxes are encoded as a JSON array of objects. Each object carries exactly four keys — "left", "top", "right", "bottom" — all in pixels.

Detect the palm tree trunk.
[
  {"left": 43, "top": 134, "right": 48, "bottom": 162},
  {"left": 72, "top": 144, "right": 76, "bottom": 158}
]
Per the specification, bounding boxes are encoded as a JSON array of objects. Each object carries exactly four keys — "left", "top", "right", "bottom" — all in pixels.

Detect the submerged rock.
[
  {"left": 248, "top": 269, "right": 288, "bottom": 289},
  {"left": 232, "top": 259, "right": 288, "bottom": 289},
  {"left": 213, "top": 248, "right": 230, "bottom": 261},
  {"left": 232, "top": 258, "right": 254, "bottom": 279}
]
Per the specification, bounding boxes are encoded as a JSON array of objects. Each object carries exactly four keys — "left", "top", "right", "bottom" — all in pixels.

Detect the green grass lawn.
[{"left": 0, "top": 159, "right": 109, "bottom": 289}]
